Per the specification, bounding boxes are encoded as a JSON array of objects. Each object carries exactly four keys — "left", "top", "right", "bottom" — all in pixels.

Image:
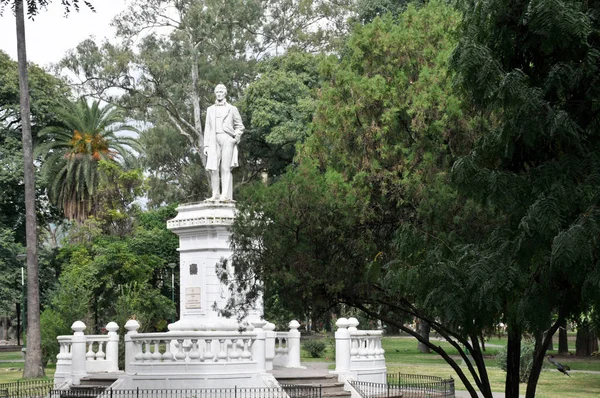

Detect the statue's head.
[{"left": 214, "top": 84, "right": 227, "bottom": 96}]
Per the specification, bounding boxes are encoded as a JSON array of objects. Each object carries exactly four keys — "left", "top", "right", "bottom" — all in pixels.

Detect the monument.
[
  {"left": 52, "top": 84, "right": 386, "bottom": 391},
  {"left": 167, "top": 84, "right": 261, "bottom": 332}
]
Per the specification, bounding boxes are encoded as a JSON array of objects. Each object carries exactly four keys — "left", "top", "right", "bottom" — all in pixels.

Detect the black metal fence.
[
  {"left": 0, "top": 380, "right": 54, "bottom": 398},
  {"left": 350, "top": 374, "right": 455, "bottom": 398},
  {"left": 47, "top": 386, "right": 322, "bottom": 398}
]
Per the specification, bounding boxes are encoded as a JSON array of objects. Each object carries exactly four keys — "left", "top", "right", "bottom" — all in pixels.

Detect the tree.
[
  {"left": 239, "top": 50, "right": 323, "bottom": 179},
  {"left": 221, "top": 4, "right": 505, "bottom": 397},
  {"left": 37, "top": 99, "right": 139, "bottom": 222},
  {"left": 0, "top": 0, "right": 94, "bottom": 378},
  {"left": 451, "top": 0, "right": 600, "bottom": 396},
  {"left": 57, "top": 0, "right": 357, "bottom": 203},
  {"left": 41, "top": 203, "right": 179, "bottom": 362}
]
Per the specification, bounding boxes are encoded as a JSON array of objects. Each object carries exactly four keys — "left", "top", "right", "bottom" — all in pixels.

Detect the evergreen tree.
[{"left": 451, "top": 0, "right": 600, "bottom": 396}]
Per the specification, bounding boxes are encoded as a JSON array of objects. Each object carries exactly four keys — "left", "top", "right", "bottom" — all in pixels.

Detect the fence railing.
[
  {"left": 350, "top": 374, "right": 455, "bottom": 398},
  {"left": 0, "top": 380, "right": 54, "bottom": 398},
  {"left": 47, "top": 386, "right": 322, "bottom": 398}
]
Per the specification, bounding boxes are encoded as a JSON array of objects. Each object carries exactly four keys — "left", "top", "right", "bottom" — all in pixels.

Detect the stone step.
[
  {"left": 283, "top": 382, "right": 345, "bottom": 390},
  {"left": 277, "top": 375, "right": 337, "bottom": 384},
  {"left": 57, "top": 387, "right": 107, "bottom": 398},
  {"left": 78, "top": 375, "right": 119, "bottom": 387},
  {"left": 278, "top": 374, "right": 350, "bottom": 398}
]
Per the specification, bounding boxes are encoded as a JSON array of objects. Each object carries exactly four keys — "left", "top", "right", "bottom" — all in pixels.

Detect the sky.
[{"left": 0, "top": 0, "right": 129, "bottom": 68}]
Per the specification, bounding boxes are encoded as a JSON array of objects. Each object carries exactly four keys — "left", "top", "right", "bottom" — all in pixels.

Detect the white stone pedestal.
[{"left": 166, "top": 201, "right": 262, "bottom": 331}]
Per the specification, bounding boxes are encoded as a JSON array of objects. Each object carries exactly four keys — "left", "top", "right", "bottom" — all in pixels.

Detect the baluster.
[
  {"left": 358, "top": 337, "right": 368, "bottom": 358},
  {"left": 175, "top": 339, "right": 187, "bottom": 361},
  {"left": 134, "top": 340, "right": 144, "bottom": 361},
  {"left": 377, "top": 338, "right": 385, "bottom": 357},
  {"left": 96, "top": 341, "right": 106, "bottom": 360},
  {"left": 350, "top": 337, "right": 359, "bottom": 359},
  {"left": 217, "top": 339, "right": 228, "bottom": 362},
  {"left": 162, "top": 340, "right": 174, "bottom": 361},
  {"left": 203, "top": 339, "right": 214, "bottom": 361},
  {"left": 57, "top": 343, "right": 65, "bottom": 360},
  {"left": 367, "top": 337, "right": 375, "bottom": 358},
  {"left": 86, "top": 342, "right": 95, "bottom": 360},
  {"left": 151, "top": 341, "right": 163, "bottom": 362},
  {"left": 241, "top": 338, "right": 252, "bottom": 360},
  {"left": 143, "top": 340, "right": 153, "bottom": 362},
  {"left": 230, "top": 339, "right": 241, "bottom": 361},
  {"left": 188, "top": 339, "right": 201, "bottom": 361}
]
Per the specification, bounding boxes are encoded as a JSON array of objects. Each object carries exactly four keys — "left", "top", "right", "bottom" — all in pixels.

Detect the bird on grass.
[{"left": 547, "top": 355, "right": 571, "bottom": 377}]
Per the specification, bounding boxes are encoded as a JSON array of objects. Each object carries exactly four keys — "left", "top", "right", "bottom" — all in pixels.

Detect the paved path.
[{"left": 454, "top": 391, "right": 523, "bottom": 398}]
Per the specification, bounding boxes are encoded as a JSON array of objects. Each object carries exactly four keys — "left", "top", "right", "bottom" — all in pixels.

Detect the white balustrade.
[
  {"left": 349, "top": 331, "right": 385, "bottom": 360},
  {"left": 334, "top": 317, "right": 387, "bottom": 384},
  {"left": 271, "top": 320, "right": 302, "bottom": 368},
  {"left": 127, "top": 331, "right": 257, "bottom": 366},
  {"left": 54, "top": 335, "right": 73, "bottom": 384},
  {"left": 54, "top": 321, "right": 121, "bottom": 386},
  {"left": 272, "top": 332, "right": 288, "bottom": 367}
]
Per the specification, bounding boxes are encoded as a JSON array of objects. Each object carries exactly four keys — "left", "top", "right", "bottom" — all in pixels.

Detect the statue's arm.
[
  {"left": 203, "top": 108, "right": 211, "bottom": 155},
  {"left": 233, "top": 106, "right": 244, "bottom": 134}
]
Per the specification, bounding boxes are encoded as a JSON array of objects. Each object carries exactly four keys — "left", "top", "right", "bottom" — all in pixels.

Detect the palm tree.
[{"left": 38, "top": 98, "right": 139, "bottom": 222}]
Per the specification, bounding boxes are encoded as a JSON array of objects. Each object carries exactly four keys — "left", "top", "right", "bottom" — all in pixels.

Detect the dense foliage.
[
  {"left": 2, "top": 0, "right": 599, "bottom": 395},
  {"left": 451, "top": 0, "right": 600, "bottom": 396}
]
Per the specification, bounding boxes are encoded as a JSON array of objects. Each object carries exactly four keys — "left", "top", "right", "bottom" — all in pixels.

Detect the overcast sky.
[{"left": 0, "top": 0, "right": 128, "bottom": 68}]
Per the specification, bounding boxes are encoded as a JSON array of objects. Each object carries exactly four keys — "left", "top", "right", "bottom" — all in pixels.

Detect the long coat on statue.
[{"left": 203, "top": 103, "right": 244, "bottom": 171}]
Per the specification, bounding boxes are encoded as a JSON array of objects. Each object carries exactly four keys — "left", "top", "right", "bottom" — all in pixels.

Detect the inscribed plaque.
[{"left": 186, "top": 287, "right": 201, "bottom": 309}]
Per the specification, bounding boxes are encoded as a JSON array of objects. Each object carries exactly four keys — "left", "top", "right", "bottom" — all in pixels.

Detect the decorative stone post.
[
  {"left": 348, "top": 317, "right": 359, "bottom": 332},
  {"left": 124, "top": 319, "right": 140, "bottom": 374},
  {"left": 286, "top": 320, "right": 302, "bottom": 368},
  {"left": 264, "top": 322, "right": 275, "bottom": 371},
  {"left": 105, "top": 322, "right": 119, "bottom": 372},
  {"left": 251, "top": 320, "right": 267, "bottom": 372},
  {"left": 335, "top": 318, "right": 351, "bottom": 374},
  {"left": 70, "top": 321, "right": 87, "bottom": 384}
]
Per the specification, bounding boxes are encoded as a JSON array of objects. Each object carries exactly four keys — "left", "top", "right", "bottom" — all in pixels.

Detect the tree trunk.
[
  {"left": 505, "top": 325, "right": 521, "bottom": 398},
  {"left": 15, "top": 0, "right": 44, "bottom": 378},
  {"left": 576, "top": 323, "right": 598, "bottom": 357},
  {"left": 526, "top": 318, "right": 561, "bottom": 398},
  {"left": 558, "top": 318, "right": 569, "bottom": 354},
  {"left": 417, "top": 320, "right": 431, "bottom": 353},
  {"left": 544, "top": 330, "right": 554, "bottom": 351},
  {"left": 1, "top": 317, "right": 7, "bottom": 341}
]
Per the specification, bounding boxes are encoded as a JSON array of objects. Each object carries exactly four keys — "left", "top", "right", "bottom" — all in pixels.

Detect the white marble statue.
[{"left": 203, "top": 84, "right": 244, "bottom": 201}]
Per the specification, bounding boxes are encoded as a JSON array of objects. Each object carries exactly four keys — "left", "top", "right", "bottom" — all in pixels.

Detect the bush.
[
  {"left": 496, "top": 343, "right": 535, "bottom": 382},
  {"left": 303, "top": 339, "right": 327, "bottom": 358}
]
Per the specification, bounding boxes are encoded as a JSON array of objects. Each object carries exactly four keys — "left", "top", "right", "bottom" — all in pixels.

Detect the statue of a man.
[{"left": 203, "top": 84, "right": 244, "bottom": 201}]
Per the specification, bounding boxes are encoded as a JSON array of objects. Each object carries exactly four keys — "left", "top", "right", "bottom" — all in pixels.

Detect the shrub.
[
  {"left": 496, "top": 343, "right": 535, "bottom": 382},
  {"left": 303, "top": 339, "right": 327, "bottom": 358}
]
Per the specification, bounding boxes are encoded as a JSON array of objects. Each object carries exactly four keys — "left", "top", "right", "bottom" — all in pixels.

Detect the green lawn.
[
  {"left": 0, "top": 351, "right": 24, "bottom": 361},
  {"left": 387, "top": 363, "right": 600, "bottom": 398},
  {"left": 301, "top": 335, "right": 600, "bottom": 397}
]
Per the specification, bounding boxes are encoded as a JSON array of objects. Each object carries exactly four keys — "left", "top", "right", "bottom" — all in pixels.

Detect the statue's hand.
[
  {"left": 234, "top": 133, "right": 242, "bottom": 144},
  {"left": 203, "top": 146, "right": 209, "bottom": 156}
]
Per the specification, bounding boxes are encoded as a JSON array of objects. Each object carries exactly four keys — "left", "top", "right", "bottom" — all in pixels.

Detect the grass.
[
  {"left": 387, "top": 363, "right": 600, "bottom": 398},
  {"left": 0, "top": 351, "right": 55, "bottom": 385},
  {"left": 0, "top": 366, "right": 54, "bottom": 385},
  {"left": 302, "top": 335, "right": 600, "bottom": 397},
  {"left": 0, "top": 352, "right": 24, "bottom": 361}
]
